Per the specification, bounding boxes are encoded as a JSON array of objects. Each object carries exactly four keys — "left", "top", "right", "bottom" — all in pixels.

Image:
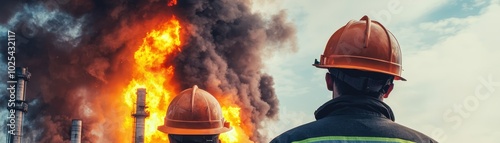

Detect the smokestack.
[
  {"left": 70, "top": 119, "right": 82, "bottom": 143},
  {"left": 132, "top": 88, "right": 149, "bottom": 143},
  {"left": 7, "top": 67, "right": 31, "bottom": 143}
]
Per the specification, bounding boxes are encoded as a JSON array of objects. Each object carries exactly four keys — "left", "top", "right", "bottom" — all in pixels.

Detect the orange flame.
[
  {"left": 219, "top": 105, "right": 253, "bottom": 143},
  {"left": 123, "top": 16, "right": 181, "bottom": 143},
  {"left": 168, "top": 0, "right": 177, "bottom": 6},
  {"left": 122, "top": 9, "right": 254, "bottom": 143}
]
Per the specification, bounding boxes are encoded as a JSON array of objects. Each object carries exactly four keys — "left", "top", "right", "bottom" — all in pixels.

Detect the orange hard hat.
[
  {"left": 313, "top": 15, "right": 406, "bottom": 81},
  {"left": 158, "top": 85, "right": 232, "bottom": 135}
]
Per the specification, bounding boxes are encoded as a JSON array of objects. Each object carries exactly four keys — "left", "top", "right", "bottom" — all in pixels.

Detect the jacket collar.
[{"left": 314, "top": 95, "right": 395, "bottom": 121}]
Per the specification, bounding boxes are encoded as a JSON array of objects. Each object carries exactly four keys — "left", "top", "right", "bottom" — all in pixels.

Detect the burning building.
[{"left": 1, "top": 0, "right": 296, "bottom": 142}]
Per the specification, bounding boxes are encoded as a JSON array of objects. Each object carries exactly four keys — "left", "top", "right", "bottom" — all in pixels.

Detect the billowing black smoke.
[
  {"left": 172, "top": 1, "right": 295, "bottom": 141},
  {"left": 0, "top": 0, "right": 295, "bottom": 142}
]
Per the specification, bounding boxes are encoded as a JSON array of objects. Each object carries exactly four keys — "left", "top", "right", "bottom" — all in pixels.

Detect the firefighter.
[
  {"left": 271, "top": 16, "right": 437, "bottom": 143},
  {"left": 158, "top": 85, "right": 232, "bottom": 143}
]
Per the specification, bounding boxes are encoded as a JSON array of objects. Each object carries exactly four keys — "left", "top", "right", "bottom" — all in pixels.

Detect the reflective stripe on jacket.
[{"left": 292, "top": 136, "right": 414, "bottom": 143}]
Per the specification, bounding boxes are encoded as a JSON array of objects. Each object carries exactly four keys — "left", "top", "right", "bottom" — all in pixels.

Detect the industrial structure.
[
  {"left": 7, "top": 67, "right": 31, "bottom": 143},
  {"left": 132, "top": 88, "right": 149, "bottom": 143},
  {"left": 70, "top": 119, "right": 82, "bottom": 143}
]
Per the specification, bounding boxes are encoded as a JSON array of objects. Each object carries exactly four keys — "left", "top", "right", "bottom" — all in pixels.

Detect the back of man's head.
[{"left": 328, "top": 68, "right": 394, "bottom": 99}]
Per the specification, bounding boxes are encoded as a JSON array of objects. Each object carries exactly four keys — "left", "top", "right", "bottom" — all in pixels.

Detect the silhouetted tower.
[
  {"left": 7, "top": 67, "right": 30, "bottom": 143},
  {"left": 70, "top": 119, "right": 82, "bottom": 143}
]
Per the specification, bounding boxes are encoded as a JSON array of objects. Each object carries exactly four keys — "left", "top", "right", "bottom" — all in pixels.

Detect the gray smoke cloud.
[
  {"left": 0, "top": 0, "right": 296, "bottom": 142},
  {"left": 172, "top": 0, "right": 296, "bottom": 142}
]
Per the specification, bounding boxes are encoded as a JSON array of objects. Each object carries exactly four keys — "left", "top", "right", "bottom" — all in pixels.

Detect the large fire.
[
  {"left": 123, "top": 15, "right": 181, "bottom": 142},
  {"left": 121, "top": 4, "right": 253, "bottom": 143}
]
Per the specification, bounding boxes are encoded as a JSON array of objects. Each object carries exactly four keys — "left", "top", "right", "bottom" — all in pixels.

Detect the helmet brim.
[
  {"left": 158, "top": 125, "right": 232, "bottom": 135},
  {"left": 313, "top": 64, "right": 407, "bottom": 81}
]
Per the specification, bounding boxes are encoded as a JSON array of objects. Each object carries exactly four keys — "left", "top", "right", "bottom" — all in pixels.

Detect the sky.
[{"left": 256, "top": 0, "right": 500, "bottom": 142}]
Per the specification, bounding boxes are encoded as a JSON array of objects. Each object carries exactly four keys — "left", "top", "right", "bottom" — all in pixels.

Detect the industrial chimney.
[
  {"left": 7, "top": 67, "right": 31, "bottom": 143},
  {"left": 70, "top": 119, "right": 82, "bottom": 143},
  {"left": 132, "top": 88, "right": 149, "bottom": 143}
]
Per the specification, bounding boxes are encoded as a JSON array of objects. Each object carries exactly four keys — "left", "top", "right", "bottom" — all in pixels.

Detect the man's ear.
[
  {"left": 325, "top": 73, "right": 333, "bottom": 91},
  {"left": 382, "top": 83, "right": 394, "bottom": 98}
]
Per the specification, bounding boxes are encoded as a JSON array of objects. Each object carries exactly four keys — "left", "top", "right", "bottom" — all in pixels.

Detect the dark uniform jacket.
[{"left": 271, "top": 95, "right": 437, "bottom": 143}]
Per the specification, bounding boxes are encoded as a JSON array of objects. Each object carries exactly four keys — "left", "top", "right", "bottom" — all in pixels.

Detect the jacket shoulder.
[
  {"left": 387, "top": 122, "right": 438, "bottom": 142},
  {"left": 270, "top": 121, "right": 318, "bottom": 143},
  {"left": 270, "top": 117, "right": 438, "bottom": 143}
]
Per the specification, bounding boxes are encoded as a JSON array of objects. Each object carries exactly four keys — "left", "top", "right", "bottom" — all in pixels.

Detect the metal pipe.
[
  {"left": 8, "top": 67, "right": 30, "bottom": 143},
  {"left": 132, "top": 88, "right": 149, "bottom": 143},
  {"left": 70, "top": 119, "right": 82, "bottom": 143}
]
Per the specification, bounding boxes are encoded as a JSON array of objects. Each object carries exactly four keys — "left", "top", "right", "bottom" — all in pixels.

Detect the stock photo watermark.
[
  {"left": 431, "top": 75, "right": 500, "bottom": 141},
  {"left": 6, "top": 30, "right": 17, "bottom": 136},
  {"left": 3, "top": 0, "right": 68, "bottom": 141},
  {"left": 5, "top": 27, "right": 32, "bottom": 143}
]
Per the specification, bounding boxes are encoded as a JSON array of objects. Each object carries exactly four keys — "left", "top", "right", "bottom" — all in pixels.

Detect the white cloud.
[
  {"left": 462, "top": 0, "right": 489, "bottom": 10},
  {"left": 263, "top": 0, "right": 450, "bottom": 25},
  {"left": 263, "top": 54, "right": 311, "bottom": 97},
  {"left": 419, "top": 17, "right": 478, "bottom": 35},
  {"left": 387, "top": 2, "right": 500, "bottom": 143}
]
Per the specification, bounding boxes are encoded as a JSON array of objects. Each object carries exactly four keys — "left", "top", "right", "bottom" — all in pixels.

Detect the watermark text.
[{"left": 7, "top": 30, "right": 17, "bottom": 135}]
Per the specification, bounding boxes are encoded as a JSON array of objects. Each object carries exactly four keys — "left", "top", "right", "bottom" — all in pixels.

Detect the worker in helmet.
[
  {"left": 271, "top": 16, "right": 437, "bottom": 143},
  {"left": 158, "top": 85, "right": 232, "bottom": 143}
]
